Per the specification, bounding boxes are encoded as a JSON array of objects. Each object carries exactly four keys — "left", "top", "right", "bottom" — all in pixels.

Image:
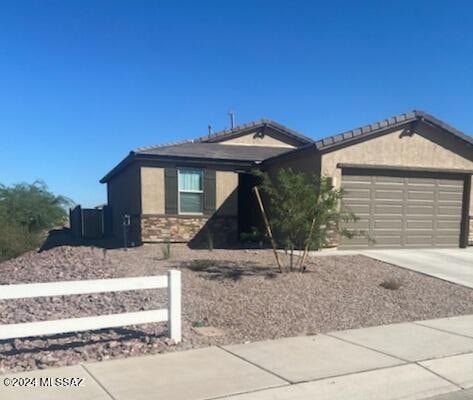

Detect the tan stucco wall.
[
  {"left": 107, "top": 162, "right": 141, "bottom": 240},
  {"left": 221, "top": 131, "right": 295, "bottom": 148},
  {"left": 266, "top": 147, "right": 320, "bottom": 177},
  {"left": 141, "top": 167, "right": 165, "bottom": 214},
  {"left": 140, "top": 167, "right": 237, "bottom": 216},
  {"left": 216, "top": 171, "right": 238, "bottom": 216},
  {"left": 321, "top": 128, "right": 473, "bottom": 210}
]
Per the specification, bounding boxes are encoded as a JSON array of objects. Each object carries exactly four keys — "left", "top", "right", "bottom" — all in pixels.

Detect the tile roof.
[
  {"left": 102, "top": 110, "right": 473, "bottom": 183},
  {"left": 313, "top": 110, "right": 473, "bottom": 150},
  {"left": 195, "top": 118, "right": 313, "bottom": 145},
  {"left": 135, "top": 142, "right": 292, "bottom": 162}
]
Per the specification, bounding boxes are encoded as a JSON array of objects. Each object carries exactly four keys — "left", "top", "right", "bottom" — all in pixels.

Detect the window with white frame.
[{"left": 178, "top": 169, "right": 203, "bottom": 214}]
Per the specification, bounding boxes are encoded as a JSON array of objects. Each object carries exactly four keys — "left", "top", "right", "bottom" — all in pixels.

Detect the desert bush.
[
  {"left": 161, "top": 239, "right": 171, "bottom": 259},
  {"left": 0, "top": 224, "right": 42, "bottom": 262},
  {"left": 240, "top": 227, "right": 265, "bottom": 245},
  {"left": 254, "top": 169, "right": 360, "bottom": 272},
  {"left": 187, "top": 259, "right": 217, "bottom": 271},
  {"left": 0, "top": 180, "right": 72, "bottom": 262},
  {"left": 380, "top": 278, "right": 402, "bottom": 290}
]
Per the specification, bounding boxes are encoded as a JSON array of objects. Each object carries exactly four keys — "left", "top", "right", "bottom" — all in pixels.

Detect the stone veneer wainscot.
[{"left": 141, "top": 215, "right": 238, "bottom": 245}]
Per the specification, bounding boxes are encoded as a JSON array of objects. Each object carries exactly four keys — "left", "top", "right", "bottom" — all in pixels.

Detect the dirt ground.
[{"left": 1, "top": 243, "right": 472, "bottom": 374}]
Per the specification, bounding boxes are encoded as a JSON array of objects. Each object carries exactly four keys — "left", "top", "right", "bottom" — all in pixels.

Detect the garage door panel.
[
  {"left": 345, "top": 237, "right": 370, "bottom": 248},
  {"left": 342, "top": 175, "right": 371, "bottom": 182},
  {"left": 374, "top": 205, "right": 402, "bottom": 215},
  {"left": 437, "top": 220, "right": 461, "bottom": 229},
  {"left": 407, "top": 191, "right": 435, "bottom": 200},
  {"left": 407, "top": 205, "right": 435, "bottom": 215},
  {"left": 438, "top": 184, "right": 464, "bottom": 193},
  {"left": 438, "top": 201, "right": 463, "bottom": 208},
  {"left": 438, "top": 206, "right": 462, "bottom": 215},
  {"left": 344, "top": 219, "right": 370, "bottom": 229},
  {"left": 406, "top": 177, "right": 435, "bottom": 185},
  {"left": 405, "top": 229, "right": 436, "bottom": 237},
  {"left": 374, "top": 220, "right": 402, "bottom": 229},
  {"left": 373, "top": 236, "right": 402, "bottom": 246},
  {"left": 372, "top": 183, "right": 405, "bottom": 191},
  {"left": 436, "top": 236, "right": 460, "bottom": 245},
  {"left": 406, "top": 220, "right": 434, "bottom": 229},
  {"left": 405, "top": 201, "right": 435, "bottom": 208},
  {"left": 344, "top": 188, "right": 371, "bottom": 199},
  {"left": 438, "top": 191, "right": 463, "bottom": 201},
  {"left": 340, "top": 170, "right": 464, "bottom": 249},
  {"left": 374, "top": 190, "right": 403, "bottom": 200},
  {"left": 438, "top": 178, "right": 463, "bottom": 186},
  {"left": 343, "top": 204, "right": 370, "bottom": 214},
  {"left": 405, "top": 236, "right": 434, "bottom": 245},
  {"left": 342, "top": 182, "right": 371, "bottom": 191},
  {"left": 375, "top": 175, "right": 404, "bottom": 184}
]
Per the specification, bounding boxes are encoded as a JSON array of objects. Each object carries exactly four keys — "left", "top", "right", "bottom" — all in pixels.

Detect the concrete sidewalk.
[{"left": 1, "top": 314, "right": 473, "bottom": 400}]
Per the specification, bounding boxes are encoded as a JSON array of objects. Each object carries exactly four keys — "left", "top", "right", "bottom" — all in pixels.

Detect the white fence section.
[{"left": 0, "top": 270, "right": 181, "bottom": 343}]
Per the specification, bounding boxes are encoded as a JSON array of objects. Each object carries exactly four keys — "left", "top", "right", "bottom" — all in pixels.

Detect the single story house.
[{"left": 100, "top": 110, "right": 473, "bottom": 249}]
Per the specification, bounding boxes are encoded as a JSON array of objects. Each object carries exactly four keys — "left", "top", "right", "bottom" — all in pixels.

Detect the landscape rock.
[{"left": 0, "top": 244, "right": 472, "bottom": 374}]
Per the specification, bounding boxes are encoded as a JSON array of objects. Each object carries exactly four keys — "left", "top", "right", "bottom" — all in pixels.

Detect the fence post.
[{"left": 167, "top": 269, "right": 181, "bottom": 343}]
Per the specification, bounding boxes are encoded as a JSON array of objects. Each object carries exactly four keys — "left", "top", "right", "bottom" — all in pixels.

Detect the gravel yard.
[{"left": 1, "top": 243, "right": 473, "bottom": 374}]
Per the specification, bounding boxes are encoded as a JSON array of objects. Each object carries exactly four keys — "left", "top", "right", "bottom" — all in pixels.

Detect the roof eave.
[
  {"left": 100, "top": 152, "right": 258, "bottom": 183},
  {"left": 100, "top": 152, "right": 135, "bottom": 183}
]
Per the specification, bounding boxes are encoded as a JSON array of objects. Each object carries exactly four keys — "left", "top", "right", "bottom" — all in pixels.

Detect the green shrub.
[
  {"left": 0, "top": 224, "right": 42, "bottom": 262},
  {"left": 240, "top": 227, "right": 264, "bottom": 243},
  {"left": 0, "top": 180, "right": 72, "bottom": 262},
  {"left": 254, "top": 168, "right": 361, "bottom": 272}
]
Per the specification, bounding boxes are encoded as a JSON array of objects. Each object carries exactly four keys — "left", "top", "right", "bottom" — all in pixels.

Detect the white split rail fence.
[{"left": 0, "top": 270, "right": 181, "bottom": 343}]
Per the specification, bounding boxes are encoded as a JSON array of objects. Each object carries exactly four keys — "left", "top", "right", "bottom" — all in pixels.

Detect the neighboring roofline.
[
  {"left": 263, "top": 110, "right": 473, "bottom": 165},
  {"left": 100, "top": 152, "right": 256, "bottom": 183},
  {"left": 195, "top": 118, "right": 313, "bottom": 145}
]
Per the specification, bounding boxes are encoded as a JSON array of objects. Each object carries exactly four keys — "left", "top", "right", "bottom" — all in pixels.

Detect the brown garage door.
[{"left": 340, "top": 169, "right": 465, "bottom": 249}]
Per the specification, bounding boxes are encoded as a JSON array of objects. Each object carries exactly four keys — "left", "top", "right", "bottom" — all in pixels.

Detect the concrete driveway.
[{"left": 362, "top": 248, "right": 473, "bottom": 289}]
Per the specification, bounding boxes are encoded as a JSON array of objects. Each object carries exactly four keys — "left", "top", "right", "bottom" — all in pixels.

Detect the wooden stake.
[
  {"left": 253, "top": 186, "right": 283, "bottom": 273},
  {"left": 299, "top": 217, "right": 316, "bottom": 271}
]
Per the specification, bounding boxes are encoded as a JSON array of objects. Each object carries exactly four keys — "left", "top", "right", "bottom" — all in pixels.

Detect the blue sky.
[{"left": 1, "top": 1, "right": 472, "bottom": 207}]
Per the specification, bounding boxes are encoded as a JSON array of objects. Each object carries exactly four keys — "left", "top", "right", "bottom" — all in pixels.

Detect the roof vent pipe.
[{"left": 228, "top": 110, "right": 236, "bottom": 129}]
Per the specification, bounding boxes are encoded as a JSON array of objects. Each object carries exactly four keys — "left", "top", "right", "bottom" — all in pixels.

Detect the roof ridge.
[
  {"left": 134, "top": 138, "right": 195, "bottom": 152},
  {"left": 194, "top": 119, "right": 268, "bottom": 142},
  {"left": 312, "top": 109, "right": 472, "bottom": 151},
  {"left": 195, "top": 118, "right": 313, "bottom": 144},
  {"left": 135, "top": 118, "right": 313, "bottom": 153},
  {"left": 313, "top": 110, "right": 419, "bottom": 149}
]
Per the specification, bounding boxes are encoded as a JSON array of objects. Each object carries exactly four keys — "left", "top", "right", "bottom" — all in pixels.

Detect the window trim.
[{"left": 177, "top": 168, "right": 204, "bottom": 215}]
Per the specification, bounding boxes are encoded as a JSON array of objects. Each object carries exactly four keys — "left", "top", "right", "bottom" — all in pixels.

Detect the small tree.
[
  {"left": 254, "top": 168, "right": 359, "bottom": 272},
  {"left": 0, "top": 180, "right": 72, "bottom": 234},
  {"left": 0, "top": 180, "right": 73, "bottom": 261}
]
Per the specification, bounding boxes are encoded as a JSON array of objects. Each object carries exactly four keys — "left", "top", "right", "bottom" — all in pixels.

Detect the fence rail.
[{"left": 0, "top": 270, "right": 181, "bottom": 342}]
